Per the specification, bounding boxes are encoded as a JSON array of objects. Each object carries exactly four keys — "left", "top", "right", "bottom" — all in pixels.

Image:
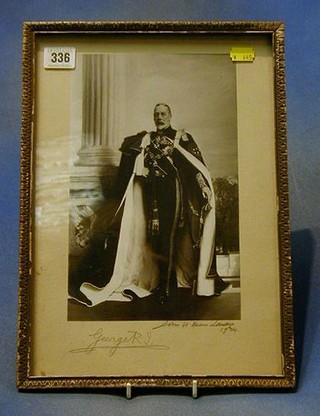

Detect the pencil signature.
[{"left": 69, "top": 328, "right": 170, "bottom": 357}]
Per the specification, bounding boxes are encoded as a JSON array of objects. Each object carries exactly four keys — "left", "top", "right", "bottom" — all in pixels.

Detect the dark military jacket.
[{"left": 115, "top": 126, "right": 211, "bottom": 248}]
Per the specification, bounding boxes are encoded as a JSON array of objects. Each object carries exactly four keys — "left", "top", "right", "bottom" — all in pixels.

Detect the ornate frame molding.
[{"left": 18, "top": 21, "right": 295, "bottom": 391}]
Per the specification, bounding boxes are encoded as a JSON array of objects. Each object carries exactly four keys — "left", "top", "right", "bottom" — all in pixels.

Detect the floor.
[{"left": 68, "top": 286, "right": 240, "bottom": 321}]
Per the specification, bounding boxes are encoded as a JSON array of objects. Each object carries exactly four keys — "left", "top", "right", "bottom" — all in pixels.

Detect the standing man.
[{"left": 80, "top": 104, "right": 217, "bottom": 306}]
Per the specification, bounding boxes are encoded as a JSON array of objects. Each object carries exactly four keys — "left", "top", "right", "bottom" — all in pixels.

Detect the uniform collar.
[{"left": 154, "top": 125, "right": 176, "bottom": 139}]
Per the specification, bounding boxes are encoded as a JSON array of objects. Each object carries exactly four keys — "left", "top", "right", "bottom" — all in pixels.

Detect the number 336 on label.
[{"left": 44, "top": 47, "right": 76, "bottom": 69}]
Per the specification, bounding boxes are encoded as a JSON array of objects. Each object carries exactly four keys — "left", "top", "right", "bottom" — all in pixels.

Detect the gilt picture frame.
[{"left": 17, "top": 21, "right": 295, "bottom": 391}]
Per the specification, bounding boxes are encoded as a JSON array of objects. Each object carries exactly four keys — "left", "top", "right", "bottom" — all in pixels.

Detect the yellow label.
[{"left": 230, "top": 47, "right": 255, "bottom": 62}]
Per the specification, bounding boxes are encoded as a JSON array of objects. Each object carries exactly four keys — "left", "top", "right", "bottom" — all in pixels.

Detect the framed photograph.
[{"left": 18, "top": 21, "right": 295, "bottom": 391}]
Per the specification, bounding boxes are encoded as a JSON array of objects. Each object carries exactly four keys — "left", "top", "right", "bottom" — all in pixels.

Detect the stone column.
[{"left": 76, "top": 54, "right": 126, "bottom": 167}]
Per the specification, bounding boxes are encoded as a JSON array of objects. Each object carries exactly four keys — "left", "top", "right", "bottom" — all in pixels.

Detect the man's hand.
[
  {"left": 196, "top": 172, "right": 212, "bottom": 201},
  {"left": 202, "top": 186, "right": 212, "bottom": 201}
]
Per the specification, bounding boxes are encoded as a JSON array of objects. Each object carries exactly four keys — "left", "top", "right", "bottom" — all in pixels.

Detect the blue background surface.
[{"left": 0, "top": 1, "right": 319, "bottom": 415}]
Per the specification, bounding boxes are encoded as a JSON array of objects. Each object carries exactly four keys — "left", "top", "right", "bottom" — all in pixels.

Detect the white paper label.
[{"left": 44, "top": 47, "right": 76, "bottom": 69}]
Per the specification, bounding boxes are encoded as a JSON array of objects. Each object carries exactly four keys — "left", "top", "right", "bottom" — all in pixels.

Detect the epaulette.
[
  {"left": 137, "top": 130, "right": 148, "bottom": 137},
  {"left": 177, "top": 129, "right": 190, "bottom": 142},
  {"left": 119, "top": 131, "right": 148, "bottom": 153},
  {"left": 179, "top": 129, "right": 190, "bottom": 142}
]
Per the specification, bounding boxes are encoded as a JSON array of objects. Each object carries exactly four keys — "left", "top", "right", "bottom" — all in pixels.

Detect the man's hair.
[{"left": 154, "top": 103, "right": 172, "bottom": 115}]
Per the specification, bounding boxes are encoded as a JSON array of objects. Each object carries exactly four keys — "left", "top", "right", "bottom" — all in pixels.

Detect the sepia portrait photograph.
[
  {"left": 18, "top": 22, "right": 294, "bottom": 388},
  {"left": 67, "top": 53, "right": 240, "bottom": 321}
]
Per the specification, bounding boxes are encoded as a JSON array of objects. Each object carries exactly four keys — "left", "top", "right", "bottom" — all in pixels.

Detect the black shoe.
[{"left": 215, "top": 278, "right": 231, "bottom": 295}]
